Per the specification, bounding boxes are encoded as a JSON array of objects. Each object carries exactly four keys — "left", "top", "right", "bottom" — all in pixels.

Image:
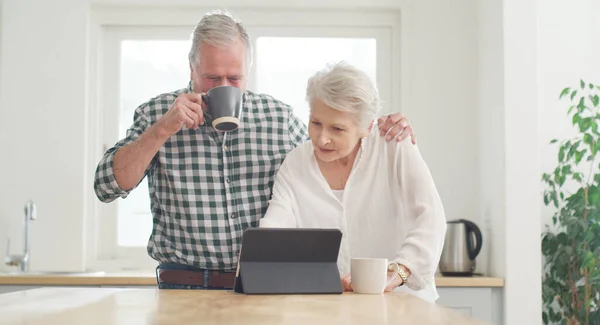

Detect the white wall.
[
  {"left": 0, "top": 0, "right": 5, "bottom": 251},
  {"left": 0, "top": 0, "right": 90, "bottom": 272},
  {"left": 398, "top": 0, "right": 480, "bottom": 229},
  {"left": 477, "top": 0, "right": 543, "bottom": 323},
  {"left": 538, "top": 0, "right": 600, "bottom": 227},
  {"left": 503, "top": 0, "right": 542, "bottom": 323},
  {"left": 476, "top": 0, "right": 505, "bottom": 279}
]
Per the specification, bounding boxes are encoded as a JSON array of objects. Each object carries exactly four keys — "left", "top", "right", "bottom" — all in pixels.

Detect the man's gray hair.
[
  {"left": 188, "top": 10, "right": 253, "bottom": 69},
  {"left": 306, "top": 61, "right": 381, "bottom": 129}
]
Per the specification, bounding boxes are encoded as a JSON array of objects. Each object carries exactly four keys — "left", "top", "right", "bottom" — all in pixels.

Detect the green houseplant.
[{"left": 542, "top": 80, "right": 600, "bottom": 325}]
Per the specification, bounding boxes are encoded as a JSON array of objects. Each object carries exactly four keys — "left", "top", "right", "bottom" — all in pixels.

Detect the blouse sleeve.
[
  {"left": 259, "top": 159, "right": 298, "bottom": 228},
  {"left": 392, "top": 140, "right": 447, "bottom": 291}
]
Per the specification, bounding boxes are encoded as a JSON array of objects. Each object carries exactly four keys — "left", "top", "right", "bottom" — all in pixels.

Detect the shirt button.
[
  {"left": 226, "top": 178, "right": 230, "bottom": 183},
  {"left": 231, "top": 213, "right": 237, "bottom": 219}
]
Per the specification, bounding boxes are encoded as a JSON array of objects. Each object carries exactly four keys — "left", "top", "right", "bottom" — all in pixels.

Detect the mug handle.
[
  {"left": 200, "top": 93, "right": 213, "bottom": 119},
  {"left": 386, "top": 262, "right": 400, "bottom": 287}
]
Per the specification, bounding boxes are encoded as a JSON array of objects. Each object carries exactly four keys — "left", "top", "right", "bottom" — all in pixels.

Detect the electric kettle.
[{"left": 439, "top": 219, "right": 483, "bottom": 276}]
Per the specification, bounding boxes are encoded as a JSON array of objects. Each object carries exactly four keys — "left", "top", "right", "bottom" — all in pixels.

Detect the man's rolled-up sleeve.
[{"left": 93, "top": 104, "right": 154, "bottom": 203}]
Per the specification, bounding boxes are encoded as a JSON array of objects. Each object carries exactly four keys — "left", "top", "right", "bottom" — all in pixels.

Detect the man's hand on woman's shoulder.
[{"left": 377, "top": 113, "right": 417, "bottom": 144}]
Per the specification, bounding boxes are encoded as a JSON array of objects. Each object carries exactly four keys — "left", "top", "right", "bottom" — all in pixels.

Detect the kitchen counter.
[
  {"left": 0, "top": 272, "right": 504, "bottom": 287},
  {"left": 0, "top": 287, "right": 490, "bottom": 325}
]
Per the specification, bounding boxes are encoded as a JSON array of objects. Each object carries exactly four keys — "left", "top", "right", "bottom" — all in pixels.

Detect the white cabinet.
[
  {"left": 437, "top": 287, "right": 503, "bottom": 325},
  {"left": 0, "top": 285, "right": 41, "bottom": 295}
]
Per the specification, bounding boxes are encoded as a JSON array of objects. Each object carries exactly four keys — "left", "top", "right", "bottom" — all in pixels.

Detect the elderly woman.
[{"left": 259, "top": 62, "right": 446, "bottom": 302}]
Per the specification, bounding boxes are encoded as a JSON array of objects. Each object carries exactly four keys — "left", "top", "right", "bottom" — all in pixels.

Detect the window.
[
  {"left": 246, "top": 26, "right": 392, "bottom": 125},
  {"left": 90, "top": 8, "right": 397, "bottom": 270},
  {"left": 255, "top": 37, "right": 377, "bottom": 125}
]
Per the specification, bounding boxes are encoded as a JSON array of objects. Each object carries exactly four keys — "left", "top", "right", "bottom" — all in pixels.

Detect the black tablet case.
[{"left": 233, "top": 228, "right": 344, "bottom": 294}]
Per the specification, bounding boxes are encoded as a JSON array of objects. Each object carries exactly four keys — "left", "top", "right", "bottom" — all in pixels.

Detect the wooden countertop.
[
  {"left": 0, "top": 287, "right": 491, "bottom": 325},
  {"left": 0, "top": 272, "right": 504, "bottom": 287}
]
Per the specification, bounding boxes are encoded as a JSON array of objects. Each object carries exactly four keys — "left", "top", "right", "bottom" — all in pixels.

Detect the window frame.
[{"left": 87, "top": 5, "right": 401, "bottom": 271}]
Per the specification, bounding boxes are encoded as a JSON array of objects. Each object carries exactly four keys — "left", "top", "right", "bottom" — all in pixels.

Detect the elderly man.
[{"left": 93, "top": 10, "right": 416, "bottom": 290}]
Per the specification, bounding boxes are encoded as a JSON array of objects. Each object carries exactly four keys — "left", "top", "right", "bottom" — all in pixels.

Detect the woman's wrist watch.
[
  {"left": 397, "top": 267, "right": 409, "bottom": 286},
  {"left": 388, "top": 263, "right": 409, "bottom": 286}
]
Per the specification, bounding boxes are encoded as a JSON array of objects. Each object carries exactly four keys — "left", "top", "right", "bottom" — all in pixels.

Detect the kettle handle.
[{"left": 461, "top": 219, "right": 483, "bottom": 260}]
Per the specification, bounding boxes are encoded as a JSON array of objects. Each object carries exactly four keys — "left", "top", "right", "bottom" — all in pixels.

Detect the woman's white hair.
[
  {"left": 188, "top": 10, "right": 252, "bottom": 69},
  {"left": 306, "top": 61, "right": 381, "bottom": 129}
]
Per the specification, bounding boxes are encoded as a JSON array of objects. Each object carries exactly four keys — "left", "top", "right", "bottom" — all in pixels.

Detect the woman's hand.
[
  {"left": 384, "top": 275, "right": 404, "bottom": 292},
  {"left": 341, "top": 274, "right": 353, "bottom": 291},
  {"left": 384, "top": 264, "right": 411, "bottom": 292}
]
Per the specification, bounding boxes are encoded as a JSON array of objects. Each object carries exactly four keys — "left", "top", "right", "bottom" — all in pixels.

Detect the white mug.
[{"left": 351, "top": 258, "right": 400, "bottom": 294}]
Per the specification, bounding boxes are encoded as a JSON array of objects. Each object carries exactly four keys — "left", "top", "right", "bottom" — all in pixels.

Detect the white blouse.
[{"left": 259, "top": 128, "right": 447, "bottom": 302}]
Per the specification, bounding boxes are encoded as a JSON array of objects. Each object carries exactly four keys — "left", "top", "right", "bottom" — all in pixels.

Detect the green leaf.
[
  {"left": 589, "top": 83, "right": 594, "bottom": 89},
  {"left": 581, "top": 79, "right": 586, "bottom": 89},
  {"left": 577, "top": 96, "right": 585, "bottom": 113},
  {"left": 585, "top": 229, "right": 597, "bottom": 242},
  {"left": 567, "top": 141, "right": 579, "bottom": 161},
  {"left": 550, "top": 139, "right": 558, "bottom": 144},
  {"left": 571, "top": 90, "right": 579, "bottom": 101},
  {"left": 559, "top": 146, "right": 566, "bottom": 162},
  {"left": 584, "top": 133, "right": 593, "bottom": 145},
  {"left": 557, "top": 232, "right": 568, "bottom": 245},
  {"left": 573, "top": 173, "right": 583, "bottom": 182},
  {"left": 593, "top": 94, "right": 599, "bottom": 107},
  {"left": 589, "top": 186, "right": 600, "bottom": 205},
  {"left": 542, "top": 233, "right": 558, "bottom": 255},
  {"left": 577, "top": 96, "right": 586, "bottom": 110},
  {"left": 568, "top": 105, "right": 576, "bottom": 115},
  {"left": 573, "top": 113, "right": 581, "bottom": 126},
  {"left": 583, "top": 251, "right": 597, "bottom": 269},
  {"left": 580, "top": 117, "right": 593, "bottom": 132},
  {"left": 542, "top": 312, "right": 548, "bottom": 324},
  {"left": 560, "top": 87, "right": 571, "bottom": 99},
  {"left": 542, "top": 173, "right": 551, "bottom": 182}
]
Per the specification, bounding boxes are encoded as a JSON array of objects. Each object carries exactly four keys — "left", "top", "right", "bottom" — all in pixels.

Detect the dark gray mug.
[{"left": 202, "top": 86, "right": 243, "bottom": 132}]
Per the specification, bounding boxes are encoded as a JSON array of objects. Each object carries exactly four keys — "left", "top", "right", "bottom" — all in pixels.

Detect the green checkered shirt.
[{"left": 93, "top": 83, "right": 308, "bottom": 270}]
